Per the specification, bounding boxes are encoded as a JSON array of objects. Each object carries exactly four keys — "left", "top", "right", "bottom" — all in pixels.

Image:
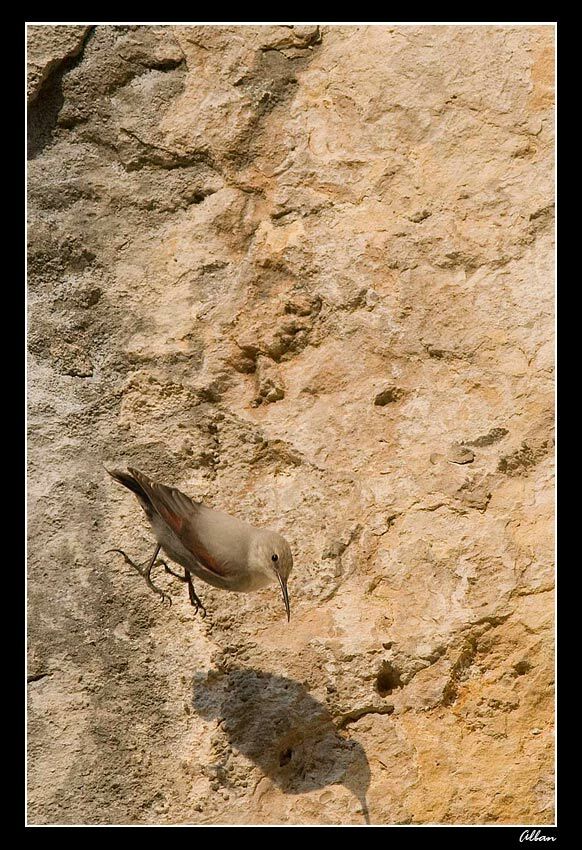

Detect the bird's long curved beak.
[{"left": 276, "top": 572, "right": 291, "bottom": 622}]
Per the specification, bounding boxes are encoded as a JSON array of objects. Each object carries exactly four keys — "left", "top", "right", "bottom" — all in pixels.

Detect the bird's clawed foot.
[
  {"left": 106, "top": 547, "right": 172, "bottom": 607},
  {"left": 106, "top": 548, "right": 207, "bottom": 615},
  {"left": 189, "top": 584, "right": 207, "bottom": 618}
]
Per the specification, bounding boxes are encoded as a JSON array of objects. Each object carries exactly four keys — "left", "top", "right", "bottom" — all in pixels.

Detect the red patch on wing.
[
  {"left": 157, "top": 504, "right": 184, "bottom": 535},
  {"left": 181, "top": 528, "right": 227, "bottom": 577}
]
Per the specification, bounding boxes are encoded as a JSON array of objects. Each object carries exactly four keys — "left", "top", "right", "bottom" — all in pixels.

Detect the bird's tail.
[{"left": 105, "top": 466, "right": 148, "bottom": 499}]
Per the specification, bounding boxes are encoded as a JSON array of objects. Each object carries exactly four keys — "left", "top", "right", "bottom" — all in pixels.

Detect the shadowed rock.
[{"left": 191, "top": 667, "right": 371, "bottom": 823}]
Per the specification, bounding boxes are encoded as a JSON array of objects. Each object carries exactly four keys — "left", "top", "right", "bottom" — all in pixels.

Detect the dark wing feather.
[
  {"left": 127, "top": 468, "right": 228, "bottom": 577},
  {"left": 106, "top": 467, "right": 147, "bottom": 498},
  {"left": 106, "top": 466, "right": 156, "bottom": 519}
]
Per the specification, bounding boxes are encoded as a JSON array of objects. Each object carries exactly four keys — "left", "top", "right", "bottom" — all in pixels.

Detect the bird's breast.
[{"left": 231, "top": 570, "right": 275, "bottom": 593}]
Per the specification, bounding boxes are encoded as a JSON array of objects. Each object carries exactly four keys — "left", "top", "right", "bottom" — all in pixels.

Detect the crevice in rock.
[
  {"left": 375, "top": 661, "right": 404, "bottom": 697},
  {"left": 464, "top": 428, "right": 509, "bottom": 448},
  {"left": 117, "top": 128, "right": 218, "bottom": 173},
  {"left": 223, "top": 38, "right": 322, "bottom": 170},
  {"left": 279, "top": 747, "right": 293, "bottom": 767},
  {"left": 336, "top": 704, "right": 395, "bottom": 729},
  {"left": 27, "top": 671, "right": 53, "bottom": 684},
  {"left": 497, "top": 439, "right": 553, "bottom": 476},
  {"left": 27, "top": 26, "right": 95, "bottom": 159},
  {"left": 322, "top": 525, "right": 363, "bottom": 562},
  {"left": 374, "top": 386, "right": 406, "bottom": 406},
  {"left": 442, "top": 636, "right": 479, "bottom": 707}
]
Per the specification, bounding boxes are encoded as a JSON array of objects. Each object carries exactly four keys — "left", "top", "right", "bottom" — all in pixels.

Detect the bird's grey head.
[{"left": 251, "top": 529, "right": 293, "bottom": 622}]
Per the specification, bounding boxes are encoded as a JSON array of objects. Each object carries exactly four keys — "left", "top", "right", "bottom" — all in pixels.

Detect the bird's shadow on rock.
[{"left": 191, "top": 667, "right": 371, "bottom": 824}]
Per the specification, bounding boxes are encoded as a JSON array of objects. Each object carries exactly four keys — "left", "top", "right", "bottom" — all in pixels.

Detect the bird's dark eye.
[{"left": 272, "top": 554, "right": 279, "bottom": 562}]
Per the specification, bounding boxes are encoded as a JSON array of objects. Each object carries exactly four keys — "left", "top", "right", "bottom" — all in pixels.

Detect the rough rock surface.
[
  {"left": 27, "top": 24, "right": 555, "bottom": 825},
  {"left": 27, "top": 26, "right": 92, "bottom": 103}
]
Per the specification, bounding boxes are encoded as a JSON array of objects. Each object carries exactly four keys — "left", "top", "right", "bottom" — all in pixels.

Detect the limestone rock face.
[
  {"left": 27, "top": 26, "right": 92, "bottom": 103},
  {"left": 27, "top": 25, "right": 555, "bottom": 825}
]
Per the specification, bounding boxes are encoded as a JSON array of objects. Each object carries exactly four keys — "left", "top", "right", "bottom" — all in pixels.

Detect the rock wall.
[{"left": 27, "top": 24, "right": 555, "bottom": 825}]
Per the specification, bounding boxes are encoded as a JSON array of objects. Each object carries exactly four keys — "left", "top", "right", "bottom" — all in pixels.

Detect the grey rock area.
[
  {"left": 27, "top": 26, "right": 92, "bottom": 103},
  {"left": 27, "top": 25, "right": 554, "bottom": 824}
]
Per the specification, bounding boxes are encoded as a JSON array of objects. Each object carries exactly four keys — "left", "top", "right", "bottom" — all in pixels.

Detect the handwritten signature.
[{"left": 520, "top": 830, "right": 556, "bottom": 842}]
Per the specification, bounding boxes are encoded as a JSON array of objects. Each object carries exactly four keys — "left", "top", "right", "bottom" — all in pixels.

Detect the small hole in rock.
[
  {"left": 513, "top": 660, "right": 532, "bottom": 676},
  {"left": 279, "top": 748, "right": 293, "bottom": 767},
  {"left": 376, "top": 661, "right": 403, "bottom": 697}
]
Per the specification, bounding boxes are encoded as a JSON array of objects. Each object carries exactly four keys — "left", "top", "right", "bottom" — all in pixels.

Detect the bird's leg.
[
  {"left": 187, "top": 575, "right": 207, "bottom": 617},
  {"left": 107, "top": 545, "right": 172, "bottom": 606},
  {"left": 140, "top": 546, "right": 173, "bottom": 606},
  {"left": 162, "top": 563, "right": 206, "bottom": 616},
  {"left": 164, "top": 563, "right": 188, "bottom": 582}
]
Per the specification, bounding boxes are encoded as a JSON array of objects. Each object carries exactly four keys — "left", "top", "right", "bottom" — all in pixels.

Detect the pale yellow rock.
[{"left": 27, "top": 24, "right": 554, "bottom": 826}]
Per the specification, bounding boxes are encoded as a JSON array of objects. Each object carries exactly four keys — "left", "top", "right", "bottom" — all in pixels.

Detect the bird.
[{"left": 105, "top": 466, "right": 293, "bottom": 621}]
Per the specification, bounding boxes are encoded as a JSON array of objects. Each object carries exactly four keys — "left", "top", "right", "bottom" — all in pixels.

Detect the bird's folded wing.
[{"left": 128, "top": 467, "right": 228, "bottom": 577}]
